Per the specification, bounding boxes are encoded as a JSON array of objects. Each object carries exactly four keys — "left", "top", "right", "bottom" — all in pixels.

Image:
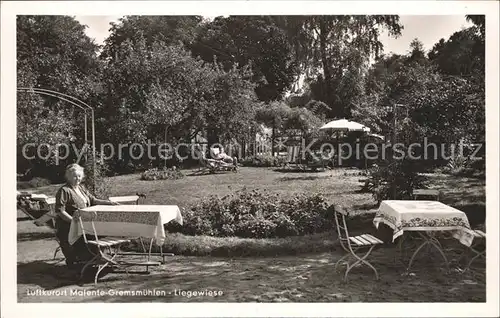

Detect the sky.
[{"left": 75, "top": 15, "right": 473, "bottom": 55}]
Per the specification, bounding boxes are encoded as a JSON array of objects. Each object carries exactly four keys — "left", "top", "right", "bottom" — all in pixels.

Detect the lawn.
[
  {"left": 17, "top": 167, "right": 486, "bottom": 302},
  {"left": 22, "top": 167, "right": 486, "bottom": 213}
]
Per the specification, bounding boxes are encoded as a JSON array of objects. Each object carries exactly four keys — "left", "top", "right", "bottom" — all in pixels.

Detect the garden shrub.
[
  {"left": 140, "top": 166, "right": 184, "bottom": 181},
  {"left": 165, "top": 189, "right": 334, "bottom": 238},
  {"left": 235, "top": 218, "right": 278, "bottom": 238},
  {"left": 240, "top": 154, "right": 287, "bottom": 167},
  {"left": 17, "top": 177, "right": 52, "bottom": 189},
  {"left": 83, "top": 154, "right": 111, "bottom": 199},
  {"left": 367, "top": 158, "right": 427, "bottom": 204}
]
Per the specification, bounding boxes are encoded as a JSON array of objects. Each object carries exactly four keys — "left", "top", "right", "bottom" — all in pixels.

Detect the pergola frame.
[{"left": 17, "top": 87, "right": 97, "bottom": 188}]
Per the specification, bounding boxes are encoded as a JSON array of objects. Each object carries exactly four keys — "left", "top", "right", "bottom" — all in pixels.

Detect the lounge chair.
[{"left": 193, "top": 147, "right": 237, "bottom": 174}]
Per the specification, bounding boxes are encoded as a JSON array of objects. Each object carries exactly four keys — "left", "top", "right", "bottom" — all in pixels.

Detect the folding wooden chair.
[
  {"left": 286, "top": 146, "right": 300, "bottom": 165},
  {"left": 413, "top": 189, "right": 441, "bottom": 201},
  {"left": 333, "top": 205, "right": 383, "bottom": 281},
  {"left": 76, "top": 210, "right": 160, "bottom": 285},
  {"left": 460, "top": 229, "right": 486, "bottom": 271},
  {"left": 109, "top": 193, "right": 146, "bottom": 205}
]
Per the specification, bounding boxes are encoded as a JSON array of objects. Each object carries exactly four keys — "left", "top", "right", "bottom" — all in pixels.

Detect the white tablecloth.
[
  {"left": 373, "top": 200, "right": 475, "bottom": 246},
  {"left": 68, "top": 205, "right": 183, "bottom": 245}
]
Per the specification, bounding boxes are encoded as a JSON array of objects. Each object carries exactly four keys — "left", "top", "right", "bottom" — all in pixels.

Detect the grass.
[
  {"left": 20, "top": 167, "right": 486, "bottom": 256},
  {"left": 31, "top": 167, "right": 377, "bottom": 212},
  {"left": 131, "top": 231, "right": 339, "bottom": 257}
]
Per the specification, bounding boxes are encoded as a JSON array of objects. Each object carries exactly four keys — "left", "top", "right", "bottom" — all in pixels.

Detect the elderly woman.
[{"left": 55, "top": 163, "right": 118, "bottom": 268}]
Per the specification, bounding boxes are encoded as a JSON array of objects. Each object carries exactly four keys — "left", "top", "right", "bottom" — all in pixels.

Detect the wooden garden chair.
[
  {"left": 333, "top": 205, "right": 383, "bottom": 281},
  {"left": 413, "top": 189, "right": 441, "bottom": 201},
  {"left": 109, "top": 193, "right": 146, "bottom": 205},
  {"left": 460, "top": 229, "right": 486, "bottom": 271},
  {"left": 286, "top": 145, "right": 300, "bottom": 165}
]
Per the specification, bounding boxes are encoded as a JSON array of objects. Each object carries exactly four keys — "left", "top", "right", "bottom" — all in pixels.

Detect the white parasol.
[{"left": 319, "top": 119, "right": 371, "bottom": 132}]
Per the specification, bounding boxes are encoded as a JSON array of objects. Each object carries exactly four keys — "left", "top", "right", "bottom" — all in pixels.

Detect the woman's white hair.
[{"left": 65, "top": 163, "right": 85, "bottom": 178}]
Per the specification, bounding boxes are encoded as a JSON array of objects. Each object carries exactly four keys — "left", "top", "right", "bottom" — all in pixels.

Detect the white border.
[{"left": 2, "top": 1, "right": 499, "bottom": 318}]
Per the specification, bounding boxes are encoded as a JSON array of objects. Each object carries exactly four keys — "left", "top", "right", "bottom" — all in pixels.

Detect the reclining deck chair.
[{"left": 193, "top": 147, "right": 237, "bottom": 174}]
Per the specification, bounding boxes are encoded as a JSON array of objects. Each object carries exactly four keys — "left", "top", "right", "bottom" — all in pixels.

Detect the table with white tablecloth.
[
  {"left": 69, "top": 205, "right": 183, "bottom": 246},
  {"left": 373, "top": 200, "right": 475, "bottom": 271}
]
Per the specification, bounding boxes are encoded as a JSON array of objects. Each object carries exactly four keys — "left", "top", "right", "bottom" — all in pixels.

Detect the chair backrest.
[
  {"left": 75, "top": 210, "right": 100, "bottom": 244},
  {"left": 413, "top": 189, "right": 441, "bottom": 201},
  {"left": 333, "top": 205, "right": 352, "bottom": 252},
  {"left": 193, "top": 146, "right": 208, "bottom": 164},
  {"left": 287, "top": 146, "right": 300, "bottom": 163},
  {"left": 109, "top": 193, "right": 145, "bottom": 205},
  {"left": 210, "top": 147, "right": 220, "bottom": 158}
]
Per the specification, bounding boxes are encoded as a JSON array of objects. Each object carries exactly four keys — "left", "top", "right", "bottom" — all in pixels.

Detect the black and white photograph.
[{"left": 1, "top": 1, "right": 499, "bottom": 317}]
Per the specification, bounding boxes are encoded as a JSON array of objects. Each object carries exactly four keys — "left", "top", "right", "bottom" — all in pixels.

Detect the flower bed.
[
  {"left": 240, "top": 154, "right": 288, "bottom": 167},
  {"left": 140, "top": 167, "right": 184, "bottom": 181}
]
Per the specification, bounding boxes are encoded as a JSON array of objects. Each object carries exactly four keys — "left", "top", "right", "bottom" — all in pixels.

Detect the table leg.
[{"left": 407, "top": 232, "right": 449, "bottom": 272}]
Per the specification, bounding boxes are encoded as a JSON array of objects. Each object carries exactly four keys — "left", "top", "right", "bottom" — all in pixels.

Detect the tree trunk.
[
  {"left": 319, "top": 19, "right": 333, "bottom": 114},
  {"left": 207, "top": 128, "right": 220, "bottom": 147},
  {"left": 271, "top": 125, "right": 276, "bottom": 157}
]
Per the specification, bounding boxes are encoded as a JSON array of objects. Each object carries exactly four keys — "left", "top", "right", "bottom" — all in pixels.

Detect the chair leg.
[
  {"left": 53, "top": 246, "right": 61, "bottom": 260},
  {"left": 334, "top": 253, "right": 351, "bottom": 271},
  {"left": 464, "top": 246, "right": 486, "bottom": 271},
  {"left": 80, "top": 255, "right": 99, "bottom": 281},
  {"left": 344, "top": 245, "right": 379, "bottom": 281},
  {"left": 95, "top": 262, "right": 110, "bottom": 285},
  {"left": 457, "top": 244, "right": 470, "bottom": 266}
]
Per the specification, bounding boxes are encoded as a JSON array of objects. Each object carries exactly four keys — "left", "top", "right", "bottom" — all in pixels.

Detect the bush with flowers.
[
  {"left": 166, "top": 189, "right": 334, "bottom": 238},
  {"left": 140, "top": 166, "right": 184, "bottom": 181}
]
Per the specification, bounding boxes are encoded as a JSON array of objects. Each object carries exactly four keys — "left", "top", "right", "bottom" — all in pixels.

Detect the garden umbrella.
[
  {"left": 319, "top": 119, "right": 373, "bottom": 169},
  {"left": 319, "top": 119, "right": 371, "bottom": 132}
]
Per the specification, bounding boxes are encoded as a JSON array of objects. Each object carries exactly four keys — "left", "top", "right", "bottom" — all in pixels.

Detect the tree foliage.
[
  {"left": 428, "top": 26, "right": 484, "bottom": 79},
  {"left": 353, "top": 41, "right": 484, "bottom": 146},
  {"left": 190, "top": 16, "right": 300, "bottom": 102},
  {"left": 17, "top": 16, "right": 102, "bottom": 178},
  {"left": 17, "top": 14, "right": 485, "bottom": 179},
  {"left": 100, "top": 16, "right": 202, "bottom": 61},
  {"left": 100, "top": 35, "right": 258, "bottom": 147},
  {"left": 275, "top": 15, "right": 403, "bottom": 118}
]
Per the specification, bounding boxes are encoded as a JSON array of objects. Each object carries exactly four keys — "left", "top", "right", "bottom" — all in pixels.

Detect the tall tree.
[
  {"left": 17, "top": 16, "right": 102, "bottom": 102},
  {"left": 276, "top": 15, "right": 403, "bottom": 118},
  {"left": 100, "top": 16, "right": 202, "bottom": 61},
  {"left": 428, "top": 26, "right": 484, "bottom": 78},
  {"left": 353, "top": 56, "right": 484, "bottom": 146},
  {"left": 190, "top": 16, "right": 299, "bottom": 102},
  {"left": 407, "top": 38, "right": 428, "bottom": 65}
]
